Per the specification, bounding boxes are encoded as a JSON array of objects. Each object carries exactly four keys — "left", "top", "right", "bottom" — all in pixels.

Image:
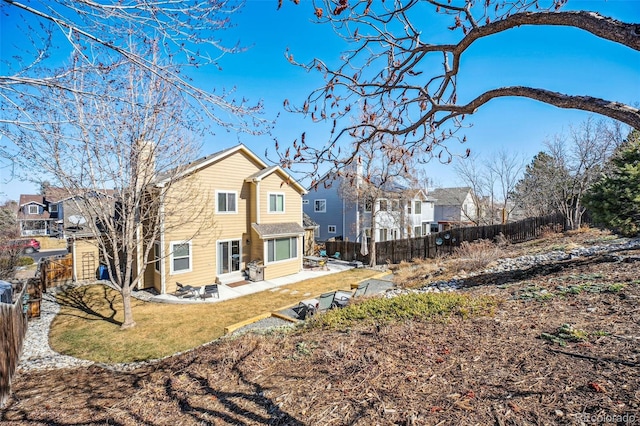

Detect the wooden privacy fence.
[
  {"left": 40, "top": 254, "right": 73, "bottom": 289},
  {"left": 0, "top": 282, "right": 28, "bottom": 408},
  {"left": 325, "top": 213, "right": 566, "bottom": 265}
]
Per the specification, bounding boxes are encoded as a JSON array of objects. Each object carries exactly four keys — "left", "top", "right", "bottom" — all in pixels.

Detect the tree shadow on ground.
[
  {"left": 52, "top": 285, "right": 122, "bottom": 326},
  {"left": 462, "top": 254, "right": 635, "bottom": 289},
  {"left": 162, "top": 341, "right": 305, "bottom": 425}
]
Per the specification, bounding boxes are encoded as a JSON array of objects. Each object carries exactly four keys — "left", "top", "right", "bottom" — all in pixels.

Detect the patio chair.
[
  {"left": 332, "top": 252, "right": 341, "bottom": 260},
  {"left": 353, "top": 281, "right": 370, "bottom": 298},
  {"left": 317, "top": 291, "right": 337, "bottom": 311},
  {"left": 201, "top": 284, "right": 219, "bottom": 299},
  {"left": 333, "top": 290, "right": 352, "bottom": 308},
  {"left": 293, "top": 302, "right": 314, "bottom": 320},
  {"left": 175, "top": 282, "right": 193, "bottom": 298},
  {"left": 319, "top": 249, "right": 327, "bottom": 258}
]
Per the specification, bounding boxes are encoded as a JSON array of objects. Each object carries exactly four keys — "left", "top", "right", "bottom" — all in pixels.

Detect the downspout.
[
  {"left": 136, "top": 220, "right": 142, "bottom": 289},
  {"left": 342, "top": 198, "right": 346, "bottom": 241},
  {"left": 159, "top": 186, "right": 166, "bottom": 295},
  {"left": 255, "top": 180, "right": 261, "bottom": 223}
]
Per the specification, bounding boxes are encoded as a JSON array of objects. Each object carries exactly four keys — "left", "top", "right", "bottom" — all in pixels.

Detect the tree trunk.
[
  {"left": 369, "top": 237, "right": 377, "bottom": 268},
  {"left": 120, "top": 284, "right": 136, "bottom": 329}
]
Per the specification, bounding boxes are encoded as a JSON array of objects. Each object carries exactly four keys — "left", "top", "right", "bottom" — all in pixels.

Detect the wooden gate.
[{"left": 40, "top": 254, "right": 73, "bottom": 289}]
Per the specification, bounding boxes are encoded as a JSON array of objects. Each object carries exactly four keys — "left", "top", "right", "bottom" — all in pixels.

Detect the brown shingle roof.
[
  {"left": 252, "top": 222, "right": 305, "bottom": 238},
  {"left": 18, "top": 194, "right": 45, "bottom": 207}
]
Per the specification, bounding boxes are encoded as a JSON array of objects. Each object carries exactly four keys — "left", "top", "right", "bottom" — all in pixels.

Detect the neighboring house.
[
  {"left": 303, "top": 174, "right": 436, "bottom": 243},
  {"left": 141, "top": 144, "right": 308, "bottom": 295},
  {"left": 431, "top": 187, "right": 478, "bottom": 231},
  {"left": 17, "top": 194, "right": 52, "bottom": 237},
  {"left": 17, "top": 188, "right": 116, "bottom": 239}
]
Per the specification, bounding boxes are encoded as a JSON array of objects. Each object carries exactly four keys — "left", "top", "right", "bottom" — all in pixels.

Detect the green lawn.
[{"left": 49, "top": 268, "right": 380, "bottom": 363}]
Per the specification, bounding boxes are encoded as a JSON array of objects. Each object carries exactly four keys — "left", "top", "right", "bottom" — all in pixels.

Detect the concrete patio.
[{"left": 146, "top": 260, "right": 358, "bottom": 304}]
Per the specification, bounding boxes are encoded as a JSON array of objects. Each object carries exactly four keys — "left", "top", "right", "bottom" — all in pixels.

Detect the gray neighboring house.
[
  {"left": 303, "top": 174, "right": 436, "bottom": 243},
  {"left": 17, "top": 188, "right": 116, "bottom": 239},
  {"left": 431, "top": 187, "right": 478, "bottom": 231},
  {"left": 303, "top": 177, "right": 351, "bottom": 242}
]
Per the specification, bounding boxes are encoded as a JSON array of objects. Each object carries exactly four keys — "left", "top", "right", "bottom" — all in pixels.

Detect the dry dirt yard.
[{"left": 2, "top": 229, "right": 639, "bottom": 425}]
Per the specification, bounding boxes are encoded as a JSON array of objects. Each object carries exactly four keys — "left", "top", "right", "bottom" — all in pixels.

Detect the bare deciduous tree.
[
  {"left": 278, "top": 0, "right": 639, "bottom": 178},
  {"left": 1, "top": 0, "right": 262, "bottom": 127},
  {"left": 513, "top": 117, "right": 625, "bottom": 229},
  {"left": 1, "top": 54, "right": 213, "bottom": 328},
  {"left": 454, "top": 150, "right": 525, "bottom": 224}
]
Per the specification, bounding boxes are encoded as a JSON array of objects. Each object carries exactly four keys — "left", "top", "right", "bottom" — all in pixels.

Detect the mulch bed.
[{"left": 2, "top": 237, "right": 639, "bottom": 425}]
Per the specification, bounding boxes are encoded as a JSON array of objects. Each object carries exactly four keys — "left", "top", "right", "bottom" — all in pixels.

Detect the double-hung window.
[
  {"left": 267, "top": 237, "right": 297, "bottom": 263},
  {"left": 314, "top": 199, "right": 326, "bottom": 213},
  {"left": 268, "top": 193, "right": 285, "bottom": 213},
  {"left": 171, "top": 241, "right": 191, "bottom": 274},
  {"left": 216, "top": 191, "right": 237, "bottom": 213},
  {"left": 414, "top": 201, "right": 422, "bottom": 214},
  {"left": 28, "top": 205, "right": 39, "bottom": 214}
]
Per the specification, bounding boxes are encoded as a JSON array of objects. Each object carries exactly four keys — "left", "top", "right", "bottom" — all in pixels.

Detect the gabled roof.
[
  {"left": 18, "top": 195, "right": 45, "bottom": 207},
  {"left": 404, "top": 188, "right": 436, "bottom": 202},
  {"left": 245, "top": 165, "right": 307, "bottom": 195},
  {"left": 430, "top": 187, "right": 472, "bottom": 206},
  {"left": 155, "top": 143, "right": 307, "bottom": 194},
  {"left": 154, "top": 144, "right": 265, "bottom": 186}
]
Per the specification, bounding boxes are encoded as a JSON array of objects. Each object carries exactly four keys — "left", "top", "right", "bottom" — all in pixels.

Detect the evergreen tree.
[
  {"left": 512, "top": 152, "right": 560, "bottom": 217},
  {"left": 583, "top": 130, "right": 640, "bottom": 236}
]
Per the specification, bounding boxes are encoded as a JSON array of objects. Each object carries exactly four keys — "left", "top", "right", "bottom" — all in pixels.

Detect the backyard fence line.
[
  {"left": 325, "top": 213, "right": 567, "bottom": 265},
  {"left": 0, "top": 283, "right": 28, "bottom": 408}
]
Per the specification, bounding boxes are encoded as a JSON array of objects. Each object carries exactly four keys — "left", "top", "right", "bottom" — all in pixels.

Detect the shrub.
[
  {"left": 17, "top": 256, "right": 34, "bottom": 266},
  {"left": 393, "top": 258, "right": 444, "bottom": 289},
  {"left": 448, "top": 239, "right": 503, "bottom": 274},
  {"left": 307, "top": 292, "right": 499, "bottom": 330}
]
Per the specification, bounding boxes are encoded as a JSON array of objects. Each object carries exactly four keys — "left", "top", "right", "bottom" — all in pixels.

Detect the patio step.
[{"left": 217, "top": 271, "right": 248, "bottom": 286}]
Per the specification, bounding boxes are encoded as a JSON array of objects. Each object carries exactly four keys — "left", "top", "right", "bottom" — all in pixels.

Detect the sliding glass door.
[{"left": 218, "top": 240, "right": 241, "bottom": 275}]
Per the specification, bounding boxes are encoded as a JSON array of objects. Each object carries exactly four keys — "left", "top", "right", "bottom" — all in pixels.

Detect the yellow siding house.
[{"left": 142, "top": 144, "right": 307, "bottom": 295}]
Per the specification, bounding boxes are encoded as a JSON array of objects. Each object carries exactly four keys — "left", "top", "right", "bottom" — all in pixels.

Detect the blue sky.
[{"left": 1, "top": 0, "right": 639, "bottom": 201}]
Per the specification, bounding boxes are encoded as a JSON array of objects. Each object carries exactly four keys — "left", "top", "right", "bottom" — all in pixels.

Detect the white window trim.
[
  {"left": 154, "top": 241, "right": 161, "bottom": 273},
  {"left": 265, "top": 236, "right": 299, "bottom": 264},
  {"left": 314, "top": 199, "right": 326, "bottom": 213},
  {"left": 28, "top": 205, "right": 39, "bottom": 214},
  {"left": 328, "top": 225, "right": 337, "bottom": 234},
  {"left": 215, "top": 190, "right": 238, "bottom": 214},
  {"left": 268, "top": 192, "right": 285, "bottom": 214},
  {"left": 49, "top": 204, "right": 58, "bottom": 213},
  {"left": 169, "top": 240, "right": 192, "bottom": 275}
]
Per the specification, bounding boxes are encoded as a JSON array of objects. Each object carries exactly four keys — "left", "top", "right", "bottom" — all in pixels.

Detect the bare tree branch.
[{"left": 278, "top": 0, "right": 639, "bottom": 181}]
